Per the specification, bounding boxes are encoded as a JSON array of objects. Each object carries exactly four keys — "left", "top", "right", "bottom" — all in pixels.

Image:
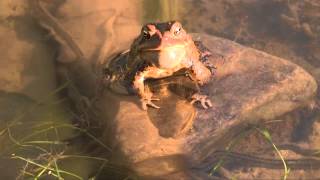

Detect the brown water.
[{"left": 0, "top": 0, "right": 319, "bottom": 179}]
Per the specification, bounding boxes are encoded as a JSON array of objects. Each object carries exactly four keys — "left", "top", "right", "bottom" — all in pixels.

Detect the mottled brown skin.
[{"left": 105, "top": 21, "right": 213, "bottom": 110}]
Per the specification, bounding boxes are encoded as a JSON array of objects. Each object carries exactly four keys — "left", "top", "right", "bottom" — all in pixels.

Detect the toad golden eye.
[
  {"left": 143, "top": 30, "right": 151, "bottom": 39},
  {"left": 174, "top": 27, "right": 181, "bottom": 36}
]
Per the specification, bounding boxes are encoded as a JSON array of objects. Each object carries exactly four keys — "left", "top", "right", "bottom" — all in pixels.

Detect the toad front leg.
[
  {"left": 189, "top": 60, "right": 213, "bottom": 109},
  {"left": 133, "top": 66, "right": 174, "bottom": 110}
]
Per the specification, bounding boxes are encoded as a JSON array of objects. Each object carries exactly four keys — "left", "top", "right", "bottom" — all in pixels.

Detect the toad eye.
[
  {"left": 174, "top": 27, "right": 181, "bottom": 36},
  {"left": 143, "top": 30, "right": 151, "bottom": 39}
]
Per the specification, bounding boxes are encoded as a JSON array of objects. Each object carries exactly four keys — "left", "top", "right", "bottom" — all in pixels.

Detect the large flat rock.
[{"left": 94, "top": 34, "right": 317, "bottom": 178}]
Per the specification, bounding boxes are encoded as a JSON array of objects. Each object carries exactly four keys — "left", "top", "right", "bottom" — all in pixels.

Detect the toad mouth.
[{"left": 140, "top": 44, "right": 188, "bottom": 52}]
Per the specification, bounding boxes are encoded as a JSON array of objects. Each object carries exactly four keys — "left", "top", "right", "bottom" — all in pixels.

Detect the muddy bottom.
[{"left": 0, "top": 0, "right": 319, "bottom": 179}]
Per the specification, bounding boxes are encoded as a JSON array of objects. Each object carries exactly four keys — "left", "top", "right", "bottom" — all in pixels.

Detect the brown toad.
[{"left": 104, "top": 21, "right": 215, "bottom": 110}]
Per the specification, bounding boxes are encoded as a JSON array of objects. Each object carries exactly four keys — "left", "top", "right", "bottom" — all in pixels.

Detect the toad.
[{"left": 105, "top": 21, "right": 216, "bottom": 110}]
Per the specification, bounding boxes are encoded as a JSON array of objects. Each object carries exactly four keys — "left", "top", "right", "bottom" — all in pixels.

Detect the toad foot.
[
  {"left": 190, "top": 94, "right": 213, "bottom": 109},
  {"left": 141, "top": 94, "right": 160, "bottom": 110}
]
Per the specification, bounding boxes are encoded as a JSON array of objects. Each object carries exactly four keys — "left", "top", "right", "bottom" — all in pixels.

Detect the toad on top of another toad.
[{"left": 104, "top": 21, "right": 216, "bottom": 110}]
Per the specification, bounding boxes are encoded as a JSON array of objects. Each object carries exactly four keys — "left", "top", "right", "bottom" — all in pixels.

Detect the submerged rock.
[
  {"left": 26, "top": 0, "right": 319, "bottom": 178},
  {"left": 93, "top": 34, "right": 317, "bottom": 178}
]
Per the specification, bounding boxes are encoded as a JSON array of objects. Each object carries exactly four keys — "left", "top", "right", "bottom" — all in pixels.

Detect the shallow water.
[{"left": 0, "top": 0, "right": 319, "bottom": 179}]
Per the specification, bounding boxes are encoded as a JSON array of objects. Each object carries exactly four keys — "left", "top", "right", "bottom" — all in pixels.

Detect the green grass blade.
[
  {"left": 12, "top": 155, "right": 83, "bottom": 180},
  {"left": 256, "top": 127, "right": 290, "bottom": 180}
]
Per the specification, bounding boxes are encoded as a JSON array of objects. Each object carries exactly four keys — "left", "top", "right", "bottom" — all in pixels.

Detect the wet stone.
[{"left": 94, "top": 34, "right": 317, "bottom": 178}]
